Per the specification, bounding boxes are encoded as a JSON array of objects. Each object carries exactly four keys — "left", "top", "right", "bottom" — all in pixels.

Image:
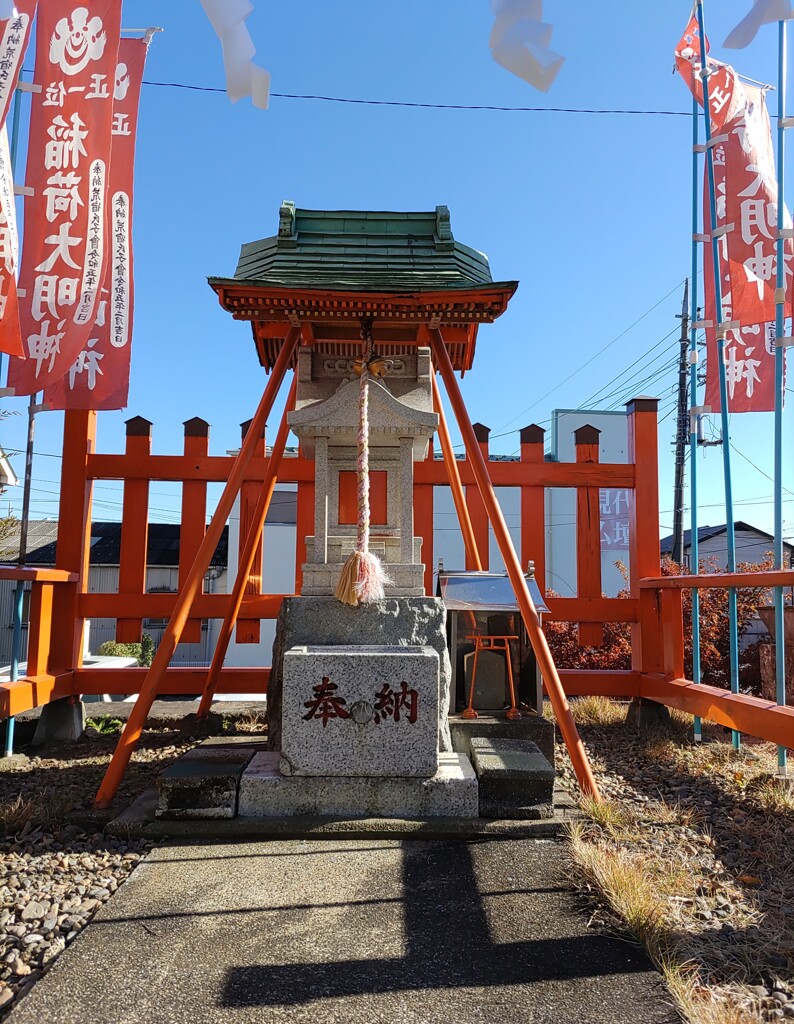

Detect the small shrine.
[{"left": 289, "top": 345, "right": 438, "bottom": 597}]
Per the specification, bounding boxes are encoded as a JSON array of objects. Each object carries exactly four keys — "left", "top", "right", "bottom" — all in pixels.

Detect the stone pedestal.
[
  {"left": 267, "top": 597, "right": 453, "bottom": 753},
  {"left": 281, "top": 645, "right": 439, "bottom": 777},
  {"left": 238, "top": 751, "right": 478, "bottom": 818}
]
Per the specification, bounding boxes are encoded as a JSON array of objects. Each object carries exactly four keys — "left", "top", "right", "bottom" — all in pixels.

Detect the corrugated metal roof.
[
  {"left": 660, "top": 522, "right": 794, "bottom": 555},
  {"left": 220, "top": 203, "right": 495, "bottom": 291}
]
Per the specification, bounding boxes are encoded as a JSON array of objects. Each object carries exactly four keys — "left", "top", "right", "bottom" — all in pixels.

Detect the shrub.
[
  {"left": 97, "top": 639, "right": 142, "bottom": 660},
  {"left": 139, "top": 633, "right": 155, "bottom": 667}
]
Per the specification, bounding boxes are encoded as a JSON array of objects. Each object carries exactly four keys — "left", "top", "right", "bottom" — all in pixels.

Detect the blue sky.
[{"left": 1, "top": 0, "right": 792, "bottom": 545}]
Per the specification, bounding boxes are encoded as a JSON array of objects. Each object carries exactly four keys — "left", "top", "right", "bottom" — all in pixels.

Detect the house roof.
[
  {"left": 1, "top": 521, "right": 229, "bottom": 568},
  {"left": 212, "top": 203, "right": 501, "bottom": 293},
  {"left": 660, "top": 522, "right": 793, "bottom": 555}
]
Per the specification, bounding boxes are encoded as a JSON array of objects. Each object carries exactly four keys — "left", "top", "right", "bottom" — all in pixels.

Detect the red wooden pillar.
[
  {"left": 179, "top": 418, "right": 209, "bottom": 644},
  {"left": 467, "top": 423, "right": 490, "bottom": 570},
  {"left": 237, "top": 418, "right": 266, "bottom": 643},
  {"left": 520, "top": 424, "right": 546, "bottom": 591},
  {"left": 50, "top": 410, "right": 96, "bottom": 673},
  {"left": 116, "top": 417, "right": 152, "bottom": 643},
  {"left": 295, "top": 446, "right": 314, "bottom": 596},
  {"left": 27, "top": 582, "right": 54, "bottom": 677},
  {"left": 627, "top": 398, "right": 663, "bottom": 674},
  {"left": 575, "top": 425, "right": 603, "bottom": 647},
  {"left": 415, "top": 438, "right": 435, "bottom": 595}
]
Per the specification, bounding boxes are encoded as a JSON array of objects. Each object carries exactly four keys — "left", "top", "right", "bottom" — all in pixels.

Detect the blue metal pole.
[
  {"left": 774, "top": 19, "right": 788, "bottom": 776},
  {"left": 5, "top": 580, "right": 23, "bottom": 756},
  {"left": 690, "top": 93, "right": 703, "bottom": 743},
  {"left": 695, "top": 0, "right": 741, "bottom": 750}
]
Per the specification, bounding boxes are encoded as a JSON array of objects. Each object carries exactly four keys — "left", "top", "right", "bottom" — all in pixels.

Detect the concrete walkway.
[{"left": 8, "top": 838, "right": 676, "bottom": 1024}]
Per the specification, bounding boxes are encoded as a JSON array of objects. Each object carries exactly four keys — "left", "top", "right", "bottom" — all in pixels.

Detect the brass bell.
[
  {"left": 352, "top": 358, "right": 366, "bottom": 376},
  {"left": 368, "top": 355, "right": 388, "bottom": 379}
]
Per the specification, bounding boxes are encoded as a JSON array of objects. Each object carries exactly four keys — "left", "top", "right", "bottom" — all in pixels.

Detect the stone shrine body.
[{"left": 289, "top": 345, "right": 438, "bottom": 597}]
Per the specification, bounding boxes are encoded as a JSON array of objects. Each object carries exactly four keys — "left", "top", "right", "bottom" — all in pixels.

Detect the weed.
[{"left": 86, "top": 717, "right": 124, "bottom": 735}]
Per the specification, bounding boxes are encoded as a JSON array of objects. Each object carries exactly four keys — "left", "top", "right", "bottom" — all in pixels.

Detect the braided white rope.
[{"left": 356, "top": 357, "right": 370, "bottom": 555}]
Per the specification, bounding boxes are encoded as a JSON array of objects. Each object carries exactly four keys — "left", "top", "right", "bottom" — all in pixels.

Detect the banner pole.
[
  {"left": 689, "top": 92, "right": 703, "bottom": 743},
  {"left": 774, "top": 18, "right": 788, "bottom": 777},
  {"left": 695, "top": 0, "right": 741, "bottom": 749}
]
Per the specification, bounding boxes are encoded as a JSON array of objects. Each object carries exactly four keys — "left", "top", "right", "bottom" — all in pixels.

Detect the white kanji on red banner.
[
  {"left": 45, "top": 36, "right": 147, "bottom": 410},
  {"left": 7, "top": 0, "right": 121, "bottom": 394}
]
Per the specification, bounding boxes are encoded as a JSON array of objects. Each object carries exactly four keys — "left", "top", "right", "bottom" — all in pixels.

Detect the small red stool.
[{"left": 462, "top": 635, "right": 521, "bottom": 721}]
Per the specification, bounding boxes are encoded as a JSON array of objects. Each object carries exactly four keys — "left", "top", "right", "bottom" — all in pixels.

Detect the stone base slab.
[
  {"left": 470, "top": 737, "right": 555, "bottom": 819},
  {"left": 238, "top": 751, "right": 478, "bottom": 818},
  {"left": 449, "top": 711, "right": 555, "bottom": 767},
  {"left": 156, "top": 742, "right": 261, "bottom": 820}
]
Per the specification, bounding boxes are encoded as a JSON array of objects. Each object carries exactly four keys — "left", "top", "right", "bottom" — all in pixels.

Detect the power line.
[
  {"left": 491, "top": 279, "right": 687, "bottom": 434},
  {"left": 138, "top": 78, "right": 692, "bottom": 117}
]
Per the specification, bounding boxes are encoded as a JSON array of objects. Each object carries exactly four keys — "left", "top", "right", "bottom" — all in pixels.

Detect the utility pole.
[{"left": 671, "top": 280, "right": 689, "bottom": 566}]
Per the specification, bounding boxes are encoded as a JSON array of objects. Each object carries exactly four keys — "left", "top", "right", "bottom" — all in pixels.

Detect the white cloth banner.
[
  {"left": 199, "top": 0, "right": 270, "bottom": 109},
  {"left": 490, "top": 0, "right": 564, "bottom": 93},
  {"left": 724, "top": 0, "right": 793, "bottom": 48}
]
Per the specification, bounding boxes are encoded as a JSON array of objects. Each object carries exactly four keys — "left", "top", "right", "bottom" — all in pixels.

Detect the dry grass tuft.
[
  {"left": 664, "top": 966, "right": 760, "bottom": 1024},
  {"left": 545, "top": 696, "right": 629, "bottom": 727},
  {"left": 568, "top": 821, "right": 667, "bottom": 951},
  {"left": 0, "top": 791, "right": 77, "bottom": 835},
  {"left": 227, "top": 710, "right": 267, "bottom": 735}
]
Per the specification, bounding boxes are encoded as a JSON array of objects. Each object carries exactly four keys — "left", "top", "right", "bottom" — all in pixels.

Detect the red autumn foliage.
[{"left": 543, "top": 556, "right": 774, "bottom": 689}]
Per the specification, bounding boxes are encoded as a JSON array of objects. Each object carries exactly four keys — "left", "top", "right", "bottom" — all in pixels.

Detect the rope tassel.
[{"left": 335, "top": 322, "right": 392, "bottom": 606}]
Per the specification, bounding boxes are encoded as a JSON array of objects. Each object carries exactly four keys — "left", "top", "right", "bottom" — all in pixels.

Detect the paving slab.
[{"left": 7, "top": 838, "right": 676, "bottom": 1024}]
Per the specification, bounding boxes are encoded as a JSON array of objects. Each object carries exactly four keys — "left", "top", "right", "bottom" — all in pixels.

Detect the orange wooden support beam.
[
  {"left": 116, "top": 417, "right": 152, "bottom": 643},
  {"left": 26, "top": 582, "right": 54, "bottom": 678},
  {"left": 414, "top": 439, "right": 435, "bottom": 595},
  {"left": 575, "top": 425, "right": 603, "bottom": 648},
  {"left": 236, "top": 417, "right": 266, "bottom": 644},
  {"left": 520, "top": 424, "right": 546, "bottom": 591},
  {"left": 179, "top": 418, "right": 210, "bottom": 644},
  {"left": 95, "top": 327, "right": 301, "bottom": 808},
  {"left": 430, "top": 328, "right": 601, "bottom": 801},
  {"left": 197, "top": 377, "right": 297, "bottom": 718},
  {"left": 640, "top": 675, "right": 794, "bottom": 749},
  {"left": 432, "top": 373, "right": 482, "bottom": 572},
  {"left": 50, "top": 411, "right": 95, "bottom": 673},
  {"left": 641, "top": 570, "right": 794, "bottom": 589},
  {"left": 466, "top": 423, "right": 490, "bottom": 570},
  {"left": 626, "top": 398, "right": 663, "bottom": 676}
]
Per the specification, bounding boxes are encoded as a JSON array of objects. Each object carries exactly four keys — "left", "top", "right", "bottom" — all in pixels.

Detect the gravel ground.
[
  {"left": 554, "top": 699, "right": 794, "bottom": 1023},
  {"left": 0, "top": 721, "right": 198, "bottom": 1016}
]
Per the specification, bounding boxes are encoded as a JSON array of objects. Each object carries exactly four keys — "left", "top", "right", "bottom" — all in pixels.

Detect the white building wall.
[
  {"left": 546, "top": 409, "right": 631, "bottom": 598},
  {"left": 224, "top": 485, "right": 298, "bottom": 669}
]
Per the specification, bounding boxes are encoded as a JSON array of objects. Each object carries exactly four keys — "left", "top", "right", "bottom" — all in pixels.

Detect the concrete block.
[
  {"left": 470, "top": 737, "right": 555, "bottom": 819},
  {"left": 449, "top": 711, "right": 555, "bottom": 767},
  {"left": 238, "top": 751, "right": 478, "bottom": 818},
  {"left": 31, "top": 698, "right": 85, "bottom": 746},
  {"left": 626, "top": 699, "right": 671, "bottom": 731},
  {"left": 267, "top": 597, "right": 453, "bottom": 753},
  {"left": 281, "top": 645, "right": 439, "bottom": 777},
  {"left": 156, "top": 744, "right": 257, "bottom": 820}
]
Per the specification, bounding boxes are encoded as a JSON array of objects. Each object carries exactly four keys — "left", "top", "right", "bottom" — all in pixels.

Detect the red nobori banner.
[
  {"left": 0, "top": 1, "right": 37, "bottom": 357},
  {"left": 45, "top": 37, "right": 147, "bottom": 410},
  {"left": 7, "top": 0, "right": 122, "bottom": 395},
  {"left": 0, "top": 2, "right": 37, "bottom": 129},
  {"left": 702, "top": 83, "right": 789, "bottom": 412},
  {"left": 0, "top": 125, "right": 22, "bottom": 356},
  {"left": 704, "top": 321, "right": 778, "bottom": 413}
]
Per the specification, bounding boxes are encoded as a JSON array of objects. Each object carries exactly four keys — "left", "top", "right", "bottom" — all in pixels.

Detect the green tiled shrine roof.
[{"left": 219, "top": 202, "right": 495, "bottom": 292}]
